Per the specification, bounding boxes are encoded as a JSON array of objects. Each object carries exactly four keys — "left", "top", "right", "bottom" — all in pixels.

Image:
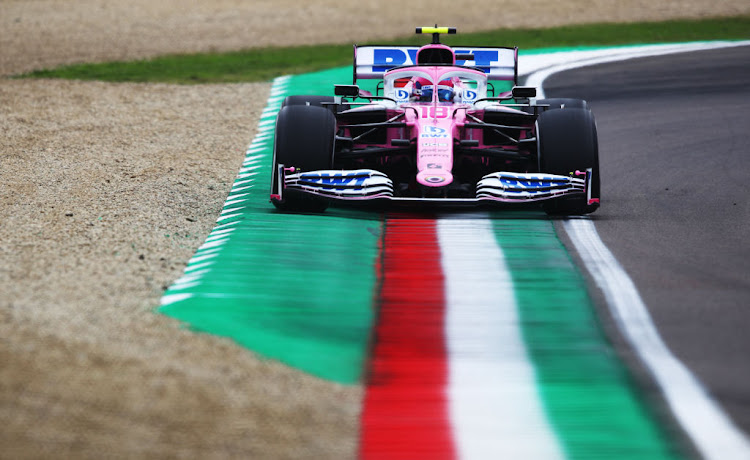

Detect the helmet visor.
[{"left": 419, "top": 85, "right": 453, "bottom": 102}]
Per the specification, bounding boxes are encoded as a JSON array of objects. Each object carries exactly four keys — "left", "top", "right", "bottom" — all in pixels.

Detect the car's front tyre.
[
  {"left": 536, "top": 107, "right": 600, "bottom": 216},
  {"left": 271, "top": 105, "right": 336, "bottom": 212}
]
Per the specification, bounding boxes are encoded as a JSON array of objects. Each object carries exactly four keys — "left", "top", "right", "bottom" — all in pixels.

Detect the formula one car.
[{"left": 270, "top": 27, "right": 600, "bottom": 215}]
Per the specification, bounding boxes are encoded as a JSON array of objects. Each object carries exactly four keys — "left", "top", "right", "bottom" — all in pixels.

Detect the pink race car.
[{"left": 270, "top": 27, "right": 600, "bottom": 215}]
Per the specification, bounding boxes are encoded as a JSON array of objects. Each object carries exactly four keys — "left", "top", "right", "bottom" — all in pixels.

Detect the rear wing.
[{"left": 353, "top": 45, "right": 518, "bottom": 84}]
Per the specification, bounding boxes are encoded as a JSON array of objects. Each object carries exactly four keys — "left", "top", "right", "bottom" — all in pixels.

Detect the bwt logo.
[
  {"left": 373, "top": 48, "right": 501, "bottom": 73},
  {"left": 373, "top": 49, "right": 418, "bottom": 72},
  {"left": 302, "top": 173, "right": 367, "bottom": 188},
  {"left": 500, "top": 178, "right": 553, "bottom": 189},
  {"left": 396, "top": 89, "right": 410, "bottom": 100},
  {"left": 463, "top": 90, "right": 478, "bottom": 101},
  {"left": 420, "top": 126, "right": 448, "bottom": 138},
  {"left": 455, "top": 50, "right": 502, "bottom": 69}
]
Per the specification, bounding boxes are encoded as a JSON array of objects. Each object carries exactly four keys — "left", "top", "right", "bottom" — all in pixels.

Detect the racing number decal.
[{"left": 420, "top": 106, "right": 450, "bottom": 118}]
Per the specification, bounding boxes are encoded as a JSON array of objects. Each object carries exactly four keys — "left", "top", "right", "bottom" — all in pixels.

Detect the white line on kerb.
[
  {"left": 523, "top": 43, "right": 750, "bottom": 459},
  {"left": 438, "top": 216, "right": 565, "bottom": 460}
]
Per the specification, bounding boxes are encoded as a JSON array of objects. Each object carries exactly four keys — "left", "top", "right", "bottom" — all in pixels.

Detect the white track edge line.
[
  {"left": 525, "top": 41, "right": 750, "bottom": 97},
  {"left": 563, "top": 219, "right": 750, "bottom": 460}
]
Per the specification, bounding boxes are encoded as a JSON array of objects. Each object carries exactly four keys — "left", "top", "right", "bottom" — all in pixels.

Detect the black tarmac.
[{"left": 544, "top": 45, "right": 750, "bottom": 437}]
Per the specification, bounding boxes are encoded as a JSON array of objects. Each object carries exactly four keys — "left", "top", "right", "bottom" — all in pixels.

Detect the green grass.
[{"left": 16, "top": 16, "right": 750, "bottom": 84}]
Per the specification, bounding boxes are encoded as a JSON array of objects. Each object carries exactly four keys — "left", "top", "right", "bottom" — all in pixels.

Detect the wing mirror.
[
  {"left": 335, "top": 85, "right": 361, "bottom": 97},
  {"left": 512, "top": 86, "right": 537, "bottom": 99}
]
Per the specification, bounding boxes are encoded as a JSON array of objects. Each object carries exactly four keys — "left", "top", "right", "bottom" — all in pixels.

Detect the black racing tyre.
[
  {"left": 536, "top": 98, "right": 589, "bottom": 110},
  {"left": 271, "top": 105, "right": 336, "bottom": 212},
  {"left": 537, "top": 107, "right": 600, "bottom": 216}
]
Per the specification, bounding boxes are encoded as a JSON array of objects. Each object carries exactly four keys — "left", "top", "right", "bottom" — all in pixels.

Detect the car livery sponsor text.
[
  {"left": 300, "top": 172, "right": 368, "bottom": 188},
  {"left": 371, "top": 48, "right": 504, "bottom": 73},
  {"left": 421, "top": 126, "right": 448, "bottom": 138},
  {"left": 355, "top": 46, "right": 517, "bottom": 81}
]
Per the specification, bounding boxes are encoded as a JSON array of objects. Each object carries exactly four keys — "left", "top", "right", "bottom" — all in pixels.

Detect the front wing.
[{"left": 272, "top": 165, "right": 595, "bottom": 206}]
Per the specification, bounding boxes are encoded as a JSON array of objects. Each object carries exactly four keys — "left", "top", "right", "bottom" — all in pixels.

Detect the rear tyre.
[
  {"left": 271, "top": 105, "right": 336, "bottom": 212},
  {"left": 537, "top": 107, "right": 600, "bottom": 216}
]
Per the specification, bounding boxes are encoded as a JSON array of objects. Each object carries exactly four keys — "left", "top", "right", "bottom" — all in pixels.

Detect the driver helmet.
[
  {"left": 420, "top": 79, "right": 455, "bottom": 102},
  {"left": 410, "top": 77, "right": 430, "bottom": 101}
]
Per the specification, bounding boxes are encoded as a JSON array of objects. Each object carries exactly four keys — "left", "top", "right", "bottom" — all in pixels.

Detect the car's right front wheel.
[{"left": 270, "top": 104, "right": 336, "bottom": 212}]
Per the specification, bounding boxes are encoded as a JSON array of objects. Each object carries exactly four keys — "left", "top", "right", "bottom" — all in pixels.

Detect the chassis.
[{"left": 270, "top": 27, "right": 600, "bottom": 215}]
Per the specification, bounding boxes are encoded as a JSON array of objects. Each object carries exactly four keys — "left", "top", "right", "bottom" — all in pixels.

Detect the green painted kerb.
[
  {"left": 159, "top": 72, "right": 383, "bottom": 384},
  {"left": 491, "top": 213, "right": 683, "bottom": 459}
]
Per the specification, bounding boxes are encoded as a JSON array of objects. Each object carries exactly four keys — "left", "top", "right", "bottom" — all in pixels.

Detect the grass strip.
[{"left": 16, "top": 16, "right": 750, "bottom": 84}]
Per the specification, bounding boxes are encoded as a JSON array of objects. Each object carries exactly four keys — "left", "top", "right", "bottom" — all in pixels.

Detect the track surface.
[{"left": 545, "top": 45, "right": 750, "bottom": 436}]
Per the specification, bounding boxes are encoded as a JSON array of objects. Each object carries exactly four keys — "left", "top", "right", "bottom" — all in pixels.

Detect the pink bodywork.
[
  {"left": 274, "top": 39, "right": 596, "bottom": 208},
  {"left": 384, "top": 65, "right": 486, "bottom": 187}
]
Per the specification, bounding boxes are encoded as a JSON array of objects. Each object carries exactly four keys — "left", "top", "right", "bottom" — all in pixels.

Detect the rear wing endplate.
[{"left": 353, "top": 45, "right": 518, "bottom": 84}]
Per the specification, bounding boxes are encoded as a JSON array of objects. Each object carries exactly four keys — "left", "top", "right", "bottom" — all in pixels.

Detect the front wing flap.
[
  {"left": 476, "top": 171, "right": 587, "bottom": 202},
  {"left": 281, "top": 167, "right": 394, "bottom": 199}
]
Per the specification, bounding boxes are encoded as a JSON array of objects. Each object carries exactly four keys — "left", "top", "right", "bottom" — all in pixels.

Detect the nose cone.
[{"left": 417, "top": 169, "right": 454, "bottom": 187}]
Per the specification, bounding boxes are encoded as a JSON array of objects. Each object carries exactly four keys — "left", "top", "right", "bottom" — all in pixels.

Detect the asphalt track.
[{"left": 543, "top": 45, "right": 750, "bottom": 437}]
